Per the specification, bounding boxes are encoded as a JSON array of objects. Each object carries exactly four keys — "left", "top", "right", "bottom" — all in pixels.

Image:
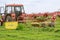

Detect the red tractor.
[{"left": 2, "top": 4, "right": 25, "bottom": 23}]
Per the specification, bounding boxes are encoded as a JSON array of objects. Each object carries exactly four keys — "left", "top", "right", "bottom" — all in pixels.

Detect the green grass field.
[{"left": 0, "top": 17, "right": 60, "bottom": 40}]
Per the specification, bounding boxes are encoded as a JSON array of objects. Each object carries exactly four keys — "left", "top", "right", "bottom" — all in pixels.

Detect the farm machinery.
[
  {"left": 0, "top": 4, "right": 26, "bottom": 26},
  {"left": 0, "top": 4, "right": 56, "bottom": 29},
  {"left": 4, "top": 4, "right": 25, "bottom": 22},
  {"left": 0, "top": 4, "right": 26, "bottom": 29}
]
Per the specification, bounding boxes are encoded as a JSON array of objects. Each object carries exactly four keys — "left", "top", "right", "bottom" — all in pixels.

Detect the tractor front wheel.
[{"left": 5, "top": 16, "right": 12, "bottom": 22}]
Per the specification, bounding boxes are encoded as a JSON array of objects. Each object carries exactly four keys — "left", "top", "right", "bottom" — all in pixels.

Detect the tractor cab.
[{"left": 4, "top": 4, "right": 25, "bottom": 22}]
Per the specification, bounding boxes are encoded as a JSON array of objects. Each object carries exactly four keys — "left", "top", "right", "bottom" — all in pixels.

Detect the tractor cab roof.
[{"left": 6, "top": 4, "right": 23, "bottom": 7}]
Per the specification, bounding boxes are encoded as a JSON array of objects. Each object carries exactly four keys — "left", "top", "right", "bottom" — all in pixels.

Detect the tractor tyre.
[{"left": 5, "top": 16, "right": 12, "bottom": 22}]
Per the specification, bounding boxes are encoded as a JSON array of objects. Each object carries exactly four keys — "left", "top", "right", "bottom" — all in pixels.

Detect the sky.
[{"left": 0, "top": 0, "right": 60, "bottom": 14}]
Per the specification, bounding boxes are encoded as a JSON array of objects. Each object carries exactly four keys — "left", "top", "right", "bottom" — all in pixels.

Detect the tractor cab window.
[
  {"left": 15, "top": 7, "right": 21, "bottom": 11},
  {"left": 21, "top": 6, "right": 25, "bottom": 13},
  {"left": 15, "top": 6, "right": 25, "bottom": 13},
  {"left": 6, "top": 6, "right": 14, "bottom": 13},
  {"left": 6, "top": 7, "right": 11, "bottom": 13},
  {"left": 5, "top": 6, "right": 25, "bottom": 15},
  {"left": 15, "top": 6, "right": 24, "bottom": 17},
  {"left": 14, "top": 6, "right": 21, "bottom": 17}
]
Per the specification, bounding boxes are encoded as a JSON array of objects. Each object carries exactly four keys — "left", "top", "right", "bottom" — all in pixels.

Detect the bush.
[{"left": 16, "top": 23, "right": 25, "bottom": 30}]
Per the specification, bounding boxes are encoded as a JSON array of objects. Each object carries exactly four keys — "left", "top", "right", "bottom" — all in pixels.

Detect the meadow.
[{"left": 0, "top": 17, "right": 60, "bottom": 40}]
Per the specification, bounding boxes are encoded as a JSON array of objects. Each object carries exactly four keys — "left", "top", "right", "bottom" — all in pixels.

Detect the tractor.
[
  {"left": 0, "top": 4, "right": 26, "bottom": 29},
  {"left": 0, "top": 4, "right": 26, "bottom": 26},
  {"left": 2, "top": 4, "right": 25, "bottom": 23}
]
